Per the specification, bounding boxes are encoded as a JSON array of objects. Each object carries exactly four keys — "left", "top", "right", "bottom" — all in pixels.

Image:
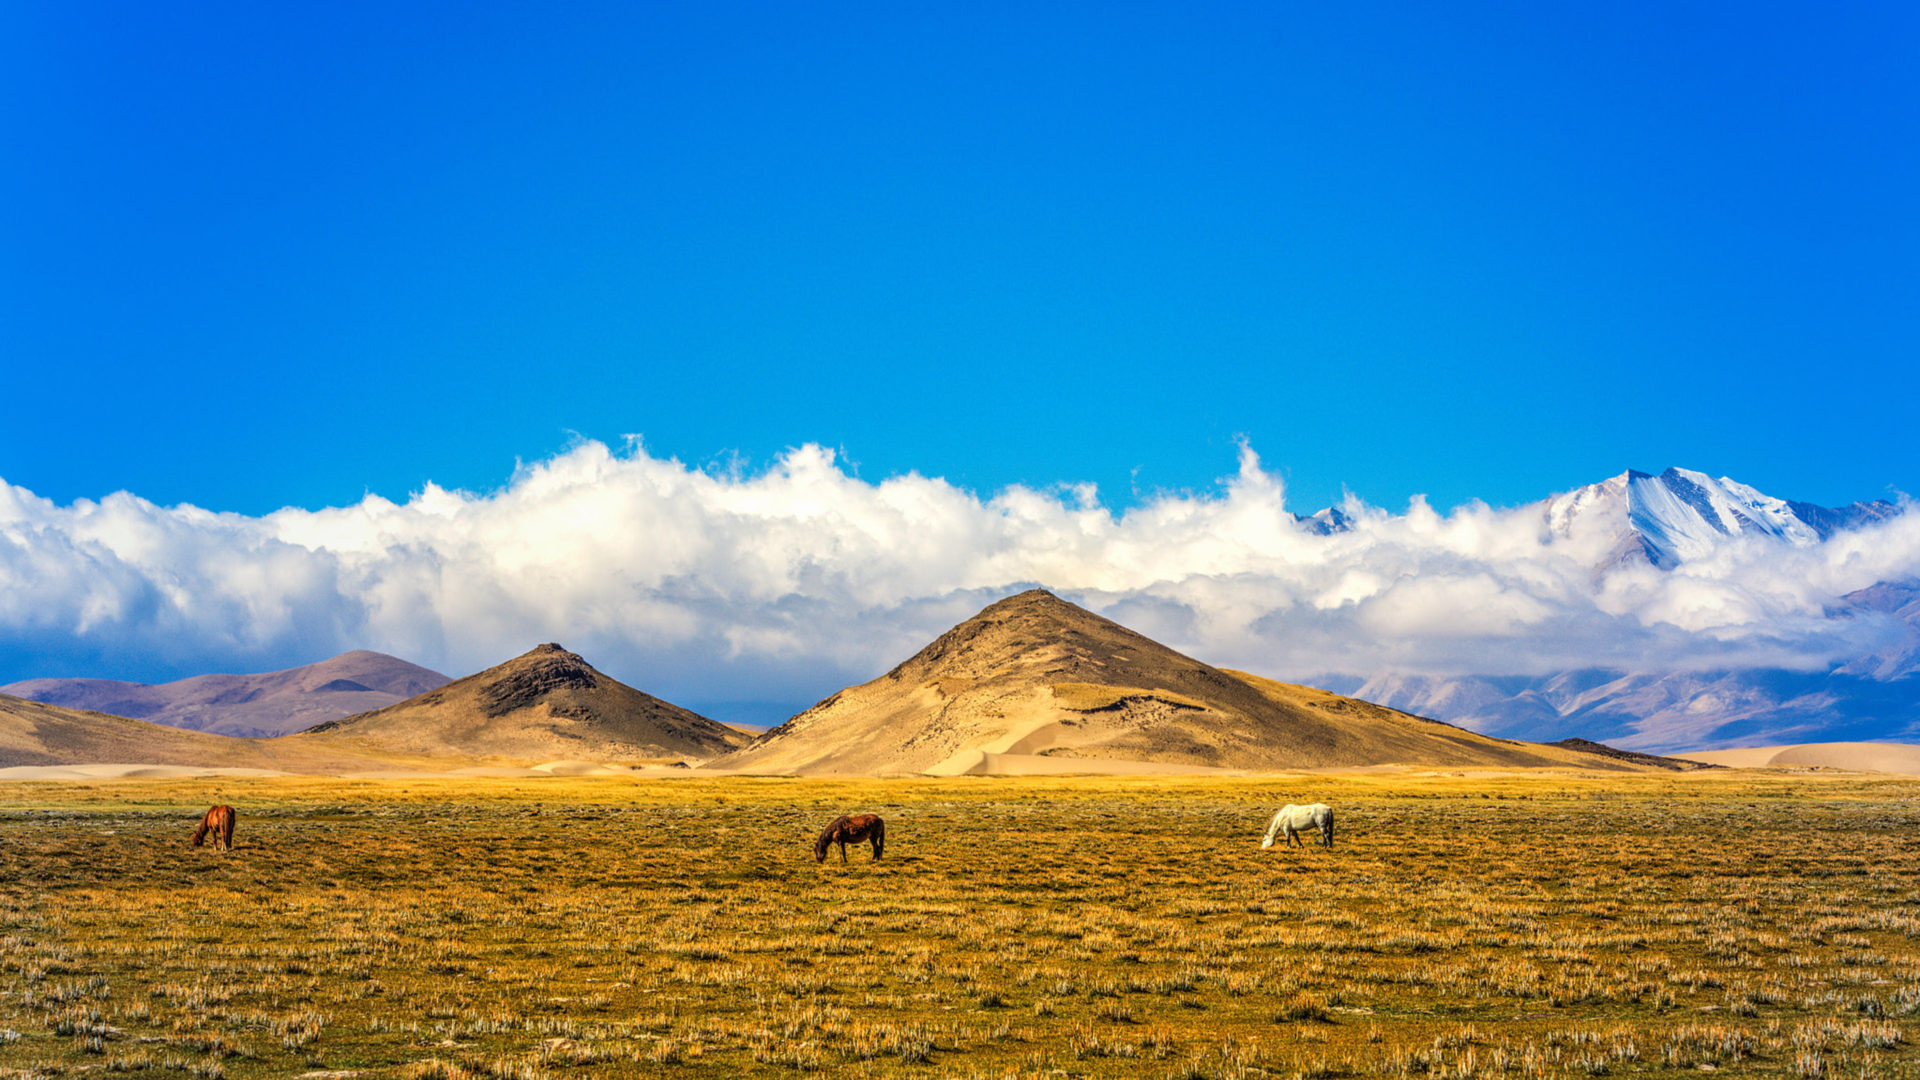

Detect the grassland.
[{"left": 1, "top": 771, "right": 1918, "bottom": 1078}]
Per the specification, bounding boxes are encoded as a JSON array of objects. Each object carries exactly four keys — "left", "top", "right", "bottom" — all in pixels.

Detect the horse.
[
  {"left": 815, "top": 813, "right": 885, "bottom": 864},
  {"left": 1261, "top": 803, "right": 1333, "bottom": 849},
  {"left": 191, "top": 805, "right": 237, "bottom": 851}
]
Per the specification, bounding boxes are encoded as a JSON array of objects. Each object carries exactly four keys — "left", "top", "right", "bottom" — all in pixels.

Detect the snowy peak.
[
  {"left": 1546, "top": 467, "right": 1896, "bottom": 568},
  {"left": 1643, "top": 468, "right": 1819, "bottom": 549},
  {"left": 1299, "top": 469, "right": 1893, "bottom": 563},
  {"left": 1293, "top": 506, "right": 1352, "bottom": 535}
]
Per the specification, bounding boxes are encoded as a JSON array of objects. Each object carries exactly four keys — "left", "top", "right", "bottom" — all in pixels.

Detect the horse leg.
[{"left": 838, "top": 840, "right": 849, "bottom": 864}]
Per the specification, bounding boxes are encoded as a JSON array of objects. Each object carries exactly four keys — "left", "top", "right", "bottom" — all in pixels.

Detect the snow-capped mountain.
[
  {"left": 1292, "top": 466, "right": 1896, "bottom": 566},
  {"left": 1309, "top": 467, "right": 1914, "bottom": 753},
  {"left": 1291, "top": 506, "right": 1352, "bottom": 535},
  {"left": 1543, "top": 467, "right": 1897, "bottom": 568}
]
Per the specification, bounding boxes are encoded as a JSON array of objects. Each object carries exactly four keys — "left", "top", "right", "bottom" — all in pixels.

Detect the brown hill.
[
  {"left": 1552, "top": 738, "right": 1719, "bottom": 771},
  {"left": 0, "top": 692, "right": 421, "bottom": 773},
  {"left": 0, "top": 692, "right": 276, "bottom": 769},
  {"left": 293, "top": 643, "right": 745, "bottom": 762},
  {"left": 716, "top": 589, "right": 1685, "bottom": 775},
  {"left": 1, "top": 651, "right": 451, "bottom": 738}
]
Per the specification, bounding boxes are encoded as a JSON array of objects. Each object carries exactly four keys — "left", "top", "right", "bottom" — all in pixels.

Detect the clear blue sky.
[{"left": 4, "top": 2, "right": 1916, "bottom": 517}]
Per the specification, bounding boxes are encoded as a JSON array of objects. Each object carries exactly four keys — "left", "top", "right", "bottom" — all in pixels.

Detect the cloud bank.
[{"left": 3, "top": 441, "right": 1916, "bottom": 723}]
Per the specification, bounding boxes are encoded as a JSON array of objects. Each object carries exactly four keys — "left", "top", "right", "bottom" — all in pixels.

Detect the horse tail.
[
  {"left": 223, "top": 806, "right": 237, "bottom": 849},
  {"left": 1324, "top": 808, "right": 1334, "bottom": 848},
  {"left": 872, "top": 818, "right": 885, "bottom": 860}
]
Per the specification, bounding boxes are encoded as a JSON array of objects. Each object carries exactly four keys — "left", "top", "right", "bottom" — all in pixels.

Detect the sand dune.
[
  {"left": 925, "top": 750, "right": 1247, "bottom": 776},
  {"left": 1680, "top": 742, "right": 1920, "bottom": 774},
  {"left": 0, "top": 760, "right": 706, "bottom": 781},
  {"left": 436, "top": 760, "right": 672, "bottom": 778},
  {"left": 0, "top": 764, "right": 292, "bottom": 781}
]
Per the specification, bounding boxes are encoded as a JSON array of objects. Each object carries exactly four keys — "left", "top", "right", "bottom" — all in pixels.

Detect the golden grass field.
[{"left": 2, "top": 771, "right": 1918, "bottom": 1079}]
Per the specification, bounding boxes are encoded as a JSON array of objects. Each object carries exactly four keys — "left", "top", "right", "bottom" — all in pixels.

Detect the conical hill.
[
  {"left": 716, "top": 590, "right": 1697, "bottom": 775},
  {"left": 296, "top": 644, "right": 744, "bottom": 763}
]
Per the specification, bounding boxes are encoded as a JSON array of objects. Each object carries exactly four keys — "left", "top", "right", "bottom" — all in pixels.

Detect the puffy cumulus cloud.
[{"left": 1, "top": 441, "right": 1915, "bottom": 721}]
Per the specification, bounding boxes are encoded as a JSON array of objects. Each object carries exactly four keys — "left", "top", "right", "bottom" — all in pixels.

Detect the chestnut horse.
[
  {"left": 191, "top": 805, "right": 237, "bottom": 851},
  {"left": 815, "top": 813, "right": 884, "bottom": 864}
]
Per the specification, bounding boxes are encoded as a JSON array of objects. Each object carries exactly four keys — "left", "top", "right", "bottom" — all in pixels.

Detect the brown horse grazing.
[
  {"left": 815, "top": 813, "right": 884, "bottom": 864},
  {"left": 191, "top": 805, "right": 236, "bottom": 851}
]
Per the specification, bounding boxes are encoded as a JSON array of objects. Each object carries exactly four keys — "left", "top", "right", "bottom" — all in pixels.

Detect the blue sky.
[{"left": 5, "top": 2, "right": 1918, "bottom": 517}]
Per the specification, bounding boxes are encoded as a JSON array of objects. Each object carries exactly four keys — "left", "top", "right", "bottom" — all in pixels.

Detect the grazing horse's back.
[
  {"left": 192, "top": 805, "right": 237, "bottom": 851},
  {"left": 1261, "top": 803, "right": 1333, "bottom": 850}
]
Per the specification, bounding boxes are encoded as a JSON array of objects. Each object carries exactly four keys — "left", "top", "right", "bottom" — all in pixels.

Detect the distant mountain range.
[
  {"left": 0, "top": 600, "right": 1698, "bottom": 775},
  {"left": 1315, "top": 467, "right": 1915, "bottom": 752},
  {"left": 2, "top": 465, "right": 1909, "bottom": 757},
  {"left": 1543, "top": 467, "right": 1898, "bottom": 569},
  {"left": 0, "top": 643, "right": 745, "bottom": 771},
  {"left": 1297, "top": 465, "right": 1897, "bottom": 569},
  {"left": 1, "top": 651, "right": 451, "bottom": 738}
]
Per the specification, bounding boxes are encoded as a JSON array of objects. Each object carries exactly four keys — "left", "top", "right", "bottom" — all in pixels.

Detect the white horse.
[{"left": 1261, "top": 803, "right": 1333, "bottom": 849}]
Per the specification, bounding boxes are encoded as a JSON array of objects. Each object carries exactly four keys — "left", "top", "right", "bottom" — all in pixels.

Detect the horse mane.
[{"left": 815, "top": 816, "right": 851, "bottom": 861}]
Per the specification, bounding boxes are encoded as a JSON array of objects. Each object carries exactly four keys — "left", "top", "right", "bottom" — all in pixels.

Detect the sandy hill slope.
[
  {"left": 0, "top": 693, "right": 426, "bottom": 773},
  {"left": 0, "top": 693, "right": 279, "bottom": 769},
  {"left": 292, "top": 644, "right": 745, "bottom": 763},
  {"left": 1679, "top": 742, "right": 1920, "bottom": 774},
  {"left": 715, "top": 590, "right": 1691, "bottom": 776},
  {"left": 2, "top": 651, "right": 451, "bottom": 738}
]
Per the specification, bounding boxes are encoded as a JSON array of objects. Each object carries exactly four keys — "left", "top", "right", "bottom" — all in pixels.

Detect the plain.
[{"left": 0, "top": 771, "right": 1916, "bottom": 1079}]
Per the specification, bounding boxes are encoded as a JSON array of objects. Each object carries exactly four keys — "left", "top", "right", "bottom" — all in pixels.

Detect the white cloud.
[{"left": 1, "top": 441, "right": 1914, "bottom": 718}]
